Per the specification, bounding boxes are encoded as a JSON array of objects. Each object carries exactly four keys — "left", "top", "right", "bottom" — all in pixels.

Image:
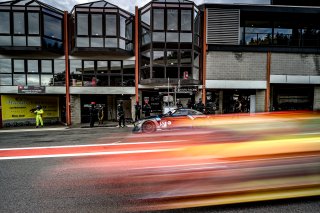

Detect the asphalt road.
[{"left": 0, "top": 127, "right": 319, "bottom": 213}]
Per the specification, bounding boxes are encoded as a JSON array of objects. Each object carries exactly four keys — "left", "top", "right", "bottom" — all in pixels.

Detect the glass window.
[
  {"left": 119, "top": 39, "right": 125, "bottom": 49},
  {"left": 54, "top": 60, "right": 65, "bottom": 86},
  {"left": 105, "top": 38, "right": 117, "bottom": 47},
  {"left": 244, "top": 21, "right": 272, "bottom": 45},
  {"left": 126, "top": 41, "right": 133, "bottom": 51},
  {"left": 28, "top": 13, "right": 39, "bottom": 34},
  {"left": 0, "top": 59, "right": 12, "bottom": 73},
  {"left": 44, "top": 14, "right": 62, "bottom": 40},
  {"left": 153, "top": 51, "right": 165, "bottom": 65},
  {"left": 181, "top": 51, "right": 191, "bottom": 65},
  {"left": 194, "top": 11, "right": 200, "bottom": 35},
  {"left": 167, "top": 9, "right": 178, "bottom": 31},
  {"left": 83, "top": 61, "right": 95, "bottom": 74},
  {"left": 273, "top": 28, "right": 292, "bottom": 46},
  {"left": 0, "top": 74, "right": 12, "bottom": 85},
  {"left": 91, "top": 38, "right": 103, "bottom": 47},
  {"left": 110, "top": 61, "right": 121, "bottom": 73},
  {"left": 194, "top": 51, "right": 199, "bottom": 67},
  {"left": 27, "top": 60, "right": 38, "bottom": 73},
  {"left": 83, "top": 75, "right": 96, "bottom": 87},
  {"left": 0, "top": 36, "right": 11, "bottom": 46},
  {"left": 76, "top": 37, "right": 89, "bottom": 47},
  {"left": 14, "top": 12, "right": 25, "bottom": 34},
  {"left": 27, "top": 74, "right": 39, "bottom": 85},
  {"left": 180, "top": 67, "right": 192, "bottom": 79},
  {"left": 97, "top": 61, "right": 108, "bottom": 73},
  {"left": 41, "top": 60, "right": 52, "bottom": 73},
  {"left": 0, "top": 12, "right": 10, "bottom": 34},
  {"left": 13, "top": 74, "right": 26, "bottom": 85},
  {"left": 166, "top": 32, "right": 178, "bottom": 42},
  {"left": 123, "top": 60, "right": 135, "bottom": 74},
  {"left": 43, "top": 37, "right": 62, "bottom": 49},
  {"left": 96, "top": 75, "right": 109, "bottom": 86},
  {"left": 28, "top": 36, "right": 40, "bottom": 46},
  {"left": 13, "top": 36, "right": 26, "bottom": 46},
  {"left": 141, "top": 51, "right": 151, "bottom": 66},
  {"left": 105, "top": 14, "right": 117, "bottom": 36},
  {"left": 123, "top": 76, "right": 134, "bottom": 86},
  {"left": 153, "top": 32, "right": 165, "bottom": 42},
  {"left": 142, "top": 10, "right": 150, "bottom": 25},
  {"left": 141, "top": 67, "right": 150, "bottom": 79},
  {"left": 142, "top": 28, "right": 151, "bottom": 45},
  {"left": 153, "top": 9, "right": 164, "bottom": 30},
  {"left": 91, "top": 14, "right": 102, "bottom": 36},
  {"left": 14, "top": 60, "right": 25, "bottom": 73},
  {"left": 77, "top": 13, "right": 88, "bottom": 35},
  {"left": 180, "top": 33, "right": 192, "bottom": 42},
  {"left": 70, "top": 60, "right": 82, "bottom": 74},
  {"left": 152, "top": 67, "right": 165, "bottom": 78},
  {"left": 166, "top": 67, "right": 178, "bottom": 78},
  {"left": 110, "top": 76, "right": 122, "bottom": 86},
  {"left": 120, "top": 16, "right": 126, "bottom": 38},
  {"left": 167, "top": 51, "right": 178, "bottom": 65},
  {"left": 126, "top": 21, "right": 132, "bottom": 40},
  {"left": 192, "top": 67, "right": 199, "bottom": 80},
  {"left": 41, "top": 74, "right": 53, "bottom": 86},
  {"left": 181, "top": 10, "right": 191, "bottom": 31}
]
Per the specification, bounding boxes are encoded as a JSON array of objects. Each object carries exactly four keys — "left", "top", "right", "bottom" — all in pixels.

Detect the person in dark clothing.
[
  {"left": 187, "top": 99, "right": 193, "bottom": 109},
  {"left": 97, "top": 105, "right": 104, "bottom": 125},
  {"left": 195, "top": 98, "right": 205, "bottom": 113},
  {"left": 177, "top": 99, "right": 183, "bottom": 108},
  {"left": 117, "top": 101, "right": 125, "bottom": 128},
  {"left": 89, "top": 102, "right": 97, "bottom": 128},
  {"left": 134, "top": 101, "right": 141, "bottom": 122},
  {"left": 143, "top": 102, "right": 151, "bottom": 117}
]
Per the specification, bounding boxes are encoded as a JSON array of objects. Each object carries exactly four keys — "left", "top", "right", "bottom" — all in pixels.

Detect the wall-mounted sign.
[
  {"left": 178, "top": 86, "right": 198, "bottom": 93},
  {"left": 18, "top": 86, "right": 45, "bottom": 94}
]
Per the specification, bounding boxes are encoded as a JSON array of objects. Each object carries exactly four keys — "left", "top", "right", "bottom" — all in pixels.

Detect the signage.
[
  {"left": 18, "top": 86, "right": 45, "bottom": 94},
  {"left": 183, "top": 71, "right": 189, "bottom": 79},
  {"left": 178, "top": 86, "right": 198, "bottom": 93},
  {"left": 1, "top": 95, "right": 59, "bottom": 120}
]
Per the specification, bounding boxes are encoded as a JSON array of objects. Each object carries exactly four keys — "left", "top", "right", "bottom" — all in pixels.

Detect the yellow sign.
[{"left": 1, "top": 95, "right": 59, "bottom": 120}]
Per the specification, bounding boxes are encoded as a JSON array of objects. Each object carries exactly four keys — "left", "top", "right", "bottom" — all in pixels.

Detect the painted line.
[
  {"left": 0, "top": 140, "right": 186, "bottom": 151},
  {"left": 0, "top": 148, "right": 179, "bottom": 160},
  {"left": 0, "top": 127, "right": 68, "bottom": 133}
]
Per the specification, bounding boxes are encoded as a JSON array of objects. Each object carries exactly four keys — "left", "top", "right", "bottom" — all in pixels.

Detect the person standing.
[
  {"left": 97, "top": 105, "right": 104, "bottom": 125},
  {"left": 33, "top": 105, "right": 44, "bottom": 128},
  {"left": 187, "top": 99, "right": 193, "bottom": 109},
  {"left": 195, "top": 98, "right": 205, "bottom": 113},
  {"left": 117, "top": 101, "right": 125, "bottom": 128},
  {"left": 143, "top": 102, "right": 151, "bottom": 117},
  {"left": 134, "top": 101, "right": 141, "bottom": 122},
  {"left": 177, "top": 99, "right": 183, "bottom": 108},
  {"left": 89, "top": 102, "right": 97, "bottom": 128}
]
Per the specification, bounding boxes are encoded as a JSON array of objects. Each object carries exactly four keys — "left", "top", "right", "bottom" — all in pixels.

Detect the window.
[
  {"left": 152, "top": 67, "right": 165, "bottom": 78},
  {"left": 123, "top": 60, "right": 135, "bottom": 74},
  {"left": 153, "top": 32, "right": 165, "bottom": 42},
  {"left": 244, "top": 21, "right": 272, "bottom": 45},
  {"left": 27, "top": 74, "right": 39, "bottom": 86},
  {"left": 53, "top": 60, "right": 65, "bottom": 86},
  {"left": 181, "top": 10, "right": 191, "bottom": 31},
  {"left": 120, "top": 16, "right": 126, "bottom": 38},
  {"left": 27, "top": 60, "right": 38, "bottom": 73},
  {"left": 105, "top": 14, "right": 117, "bottom": 36},
  {"left": 194, "top": 51, "right": 199, "bottom": 67},
  {"left": 153, "top": 9, "right": 164, "bottom": 30},
  {"left": 41, "top": 60, "right": 52, "bottom": 73},
  {"left": 77, "top": 14, "right": 88, "bottom": 35},
  {"left": 0, "top": 36, "right": 11, "bottom": 46},
  {"left": 91, "top": 38, "right": 103, "bottom": 47},
  {"left": 180, "top": 33, "right": 192, "bottom": 42},
  {"left": 167, "top": 51, "right": 178, "bottom": 65},
  {"left": 14, "top": 12, "right": 25, "bottom": 34},
  {"left": 0, "top": 12, "right": 10, "bottom": 34},
  {"left": 28, "top": 13, "right": 39, "bottom": 34},
  {"left": 142, "top": 28, "right": 151, "bottom": 45},
  {"left": 13, "top": 36, "right": 26, "bottom": 46},
  {"left": 166, "top": 32, "right": 178, "bottom": 42},
  {"left": 70, "top": 60, "right": 82, "bottom": 86},
  {"left": 167, "top": 9, "right": 178, "bottom": 31},
  {"left": 13, "top": 74, "right": 26, "bottom": 85},
  {"left": 126, "top": 21, "right": 133, "bottom": 40},
  {"left": 105, "top": 38, "right": 117, "bottom": 47},
  {"left": 83, "top": 61, "right": 95, "bottom": 74},
  {"left": 41, "top": 74, "right": 52, "bottom": 86},
  {"left": 0, "top": 59, "right": 11, "bottom": 73},
  {"left": 91, "top": 14, "right": 102, "bottom": 36},
  {"left": 141, "top": 67, "right": 150, "bottom": 79},
  {"left": 141, "top": 51, "right": 151, "bottom": 66},
  {"left": 166, "top": 67, "right": 178, "bottom": 78},
  {"left": 142, "top": 10, "right": 150, "bottom": 25},
  {"left": 110, "top": 61, "right": 121, "bottom": 73},
  {"left": 0, "top": 74, "right": 12, "bottom": 85},
  {"left": 153, "top": 51, "right": 165, "bottom": 65},
  {"left": 181, "top": 51, "right": 192, "bottom": 65},
  {"left": 14, "top": 60, "right": 25, "bottom": 73},
  {"left": 77, "top": 37, "right": 89, "bottom": 47},
  {"left": 97, "top": 61, "right": 108, "bottom": 73},
  {"left": 44, "top": 14, "right": 62, "bottom": 39}
]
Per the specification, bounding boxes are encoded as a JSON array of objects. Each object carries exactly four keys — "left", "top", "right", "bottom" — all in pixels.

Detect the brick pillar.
[
  {"left": 70, "top": 95, "right": 81, "bottom": 125},
  {"left": 255, "top": 90, "right": 266, "bottom": 113},
  {"left": 314, "top": 86, "right": 320, "bottom": 111}
]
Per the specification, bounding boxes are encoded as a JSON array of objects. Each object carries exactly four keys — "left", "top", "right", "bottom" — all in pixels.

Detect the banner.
[{"left": 1, "top": 95, "right": 59, "bottom": 120}]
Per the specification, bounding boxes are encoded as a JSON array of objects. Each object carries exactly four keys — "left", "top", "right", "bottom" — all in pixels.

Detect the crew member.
[{"left": 34, "top": 105, "right": 44, "bottom": 128}]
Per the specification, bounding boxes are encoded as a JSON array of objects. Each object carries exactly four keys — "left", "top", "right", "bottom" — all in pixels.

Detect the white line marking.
[
  {"left": 0, "top": 148, "right": 179, "bottom": 160},
  {"left": 0, "top": 140, "right": 186, "bottom": 151},
  {"left": 0, "top": 128, "right": 68, "bottom": 133}
]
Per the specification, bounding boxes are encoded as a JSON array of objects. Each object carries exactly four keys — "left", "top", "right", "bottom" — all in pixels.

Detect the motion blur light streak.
[{"left": 34, "top": 111, "right": 320, "bottom": 212}]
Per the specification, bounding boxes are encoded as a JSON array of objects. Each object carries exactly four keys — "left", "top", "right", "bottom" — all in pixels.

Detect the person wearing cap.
[
  {"left": 89, "top": 102, "right": 97, "bottom": 128},
  {"left": 134, "top": 101, "right": 141, "bottom": 122},
  {"left": 33, "top": 105, "right": 44, "bottom": 128}
]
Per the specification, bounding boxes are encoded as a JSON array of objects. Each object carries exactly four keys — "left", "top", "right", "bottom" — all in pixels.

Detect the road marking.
[
  {"left": 0, "top": 140, "right": 186, "bottom": 151},
  {"left": 0, "top": 127, "right": 68, "bottom": 133},
  {"left": 0, "top": 148, "right": 179, "bottom": 160}
]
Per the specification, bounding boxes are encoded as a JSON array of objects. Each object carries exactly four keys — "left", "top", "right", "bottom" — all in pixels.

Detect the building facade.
[{"left": 0, "top": 0, "right": 319, "bottom": 127}]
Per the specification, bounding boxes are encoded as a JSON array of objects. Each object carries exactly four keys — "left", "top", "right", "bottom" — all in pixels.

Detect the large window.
[
  {"left": 77, "top": 14, "right": 89, "bottom": 35},
  {"left": 28, "top": 13, "right": 39, "bottom": 35},
  {"left": 153, "top": 9, "right": 164, "bottom": 30},
  {"left": 0, "top": 12, "right": 10, "bottom": 34},
  {"left": 0, "top": 59, "right": 12, "bottom": 85},
  {"left": 167, "top": 9, "right": 178, "bottom": 31},
  {"left": 43, "top": 14, "right": 63, "bottom": 49},
  {"left": 105, "top": 14, "right": 117, "bottom": 36},
  {"left": 181, "top": 10, "right": 192, "bottom": 31},
  {"left": 13, "top": 12, "right": 25, "bottom": 34},
  {"left": 91, "top": 14, "right": 102, "bottom": 36}
]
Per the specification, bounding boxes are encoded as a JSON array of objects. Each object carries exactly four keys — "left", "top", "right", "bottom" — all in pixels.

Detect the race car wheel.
[{"left": 142, "top": 121, "right": 156, "bottom": 133}]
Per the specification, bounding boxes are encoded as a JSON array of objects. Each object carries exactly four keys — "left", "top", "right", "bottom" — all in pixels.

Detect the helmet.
[{"left": 36, "top": 105, "right": 42, "bottom": 109}]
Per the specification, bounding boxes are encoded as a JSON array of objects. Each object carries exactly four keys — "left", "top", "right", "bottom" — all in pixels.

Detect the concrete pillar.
[
  {"left": 107, "top": 95, "right": 115, "bottom": 121},
  {"left": 314, "top": 86, "right": 320, "bottom": 111},
  {"left": 218, "top": 90, "right": 223, "bottom": 114},
  {"left": 70, "top": 95, "right": 81, "bottom": 125},
  {"left": 255, "top": 90, "right": 266, "bottom": 113}
]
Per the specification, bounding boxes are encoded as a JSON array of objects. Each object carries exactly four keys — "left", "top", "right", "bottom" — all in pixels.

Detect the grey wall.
[
  {"left": 271, "top": 53, "right": 320, "bottom": 76},
  {"left": 206, "top": 51, "right": 267, "bottom": 80}
]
